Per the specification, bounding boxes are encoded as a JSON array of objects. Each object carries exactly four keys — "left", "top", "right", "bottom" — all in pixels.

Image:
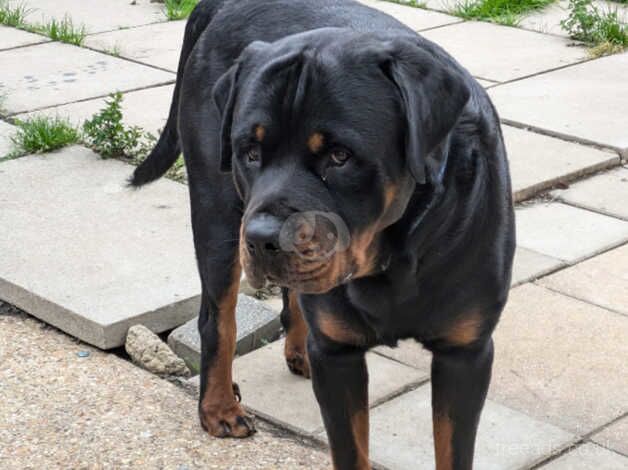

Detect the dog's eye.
[
  {"left": 244, "top": 145, "right": 261, "bottom": 164},
  {"left": 329, "top": 149, "right": 351, "bottom": 166}
]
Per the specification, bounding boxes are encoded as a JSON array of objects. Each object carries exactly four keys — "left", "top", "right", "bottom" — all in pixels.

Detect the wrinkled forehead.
[{"left": 232, "top": 40, "right": 401, "bottom": 151}]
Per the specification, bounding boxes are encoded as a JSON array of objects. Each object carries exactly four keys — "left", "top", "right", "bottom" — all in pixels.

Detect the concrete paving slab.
[
  {"left": 373, "top": 339, "right": 432, "bottom": 373},
  {"left": 539, "top": 243, "right": 628, "bottom": 316},
  {"left": 539, "top": 443, "right": 628, "bottom": 469},
  {"left": 20, "top": 84, "right": 174, "bottom": 136},
  {"left": 0, "top": 120, "right": 17, "bottom": 159},
  {"left": 168, "top": 295, "right": 282, "bottom": 373},
  {"left": 516, "top": 202, "right": 628, "bottom": 263},
  {"left": 553, "top": 167, "right": 628, "bottom": 221},
  {"left": 189, "top": 339, "right": 427, "bottom": 435},
  {"left": 362, "top": 0, "right": 462, "bottom": 31},
  {"left": 503, "top": 125, "right": 619, "bottom": 202},
  {"left": 0, "top": 146, "right": 200, "bottom": 348},
  {"left": 520, "top": 1, "right": 627, "bottom": 38},
  {"left": 421, "top": 21, "right": 586, "bottom": 82},
  {"left": 489, "top": 53, "right": 628, "bottom": 152},
  {"left": 0, "top": 42, "right": 174, "bottom": 115},
  {"left": 366, "top": 384, "right": 574, "bottom": 470},
  {"left": 0, "top": 26, "right": 48, "bottom": 50},
  {"left": 0, "top": 310, "right": 330, "bottom": 469},
  {"left": 592, "top": 416, "right": 628, "bottom": 457},
  {"left": 26, "top": 0, "right": 166, "bottom": 34},
  {"left": 511, "top": 246, "right": 565, "bottom": 286},
  {"left": 84, "top": 21, "right": 185, "bottom": 72},
  {"left": 490, "top": 284, "right": 628, "bottom": 435}
]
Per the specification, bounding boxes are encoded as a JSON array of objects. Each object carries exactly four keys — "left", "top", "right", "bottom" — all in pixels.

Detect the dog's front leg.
[
  {"left": 308, "top": 335, "right": 371, "bottom": 470},
  {"left": 431, "top": 339, "right": 494, "bottom": 470},
  {"left": 197, "top": 261, "right": 256, "bottom": 438}
]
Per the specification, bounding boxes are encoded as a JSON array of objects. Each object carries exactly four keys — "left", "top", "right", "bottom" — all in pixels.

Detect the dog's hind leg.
[
  {"left": 281, "top": 289, "right": 311, "bottom": 378},
  {"left": 430, "top": 339, "right": 494, "bottom": 470}
]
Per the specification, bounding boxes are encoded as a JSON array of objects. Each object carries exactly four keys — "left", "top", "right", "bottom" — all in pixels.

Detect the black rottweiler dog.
[{"left": 132, "top": 0, "right": 515, "bottom": 468}]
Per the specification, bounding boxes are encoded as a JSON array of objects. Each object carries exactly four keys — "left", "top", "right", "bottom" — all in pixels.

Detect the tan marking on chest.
[
  {"left": 444, "top": 311, "right": 484, "bottom": 347},
  {"left": 318, "top": 312, "right": 366, "bottom": 346}
]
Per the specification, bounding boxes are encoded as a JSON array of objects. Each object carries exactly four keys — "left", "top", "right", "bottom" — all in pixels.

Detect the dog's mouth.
[{"left": 245, "top": 257, "right": 344, "bottom": 294}]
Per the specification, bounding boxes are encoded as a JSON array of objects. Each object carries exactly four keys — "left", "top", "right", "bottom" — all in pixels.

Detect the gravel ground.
[{"left": 0, "top": 304, "right": 329, "bottom": 470}]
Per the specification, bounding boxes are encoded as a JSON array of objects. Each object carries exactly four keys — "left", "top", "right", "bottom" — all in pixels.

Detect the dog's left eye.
[{"left": 329, "top": 149, "right": 351, "bottom": 167}]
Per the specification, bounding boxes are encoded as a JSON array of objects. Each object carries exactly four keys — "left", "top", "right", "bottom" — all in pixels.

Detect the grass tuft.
[
  {"left": 40, "top": 15, "right": 86, "bottom": 45},
  {"left": 163, "top": 0, "right": 198, "bottom": 20},
  {"left": 9, "top": 115, "right": 79, "bottom": 158},
  {"left": 0, "top": 0, "right": 30, "bottom": 27},
  {"left": 561, "top": 0, "right": 627, "bottom": 57},
  {"left": 452, "top": 0, "right": 555, "bottom": 26}
]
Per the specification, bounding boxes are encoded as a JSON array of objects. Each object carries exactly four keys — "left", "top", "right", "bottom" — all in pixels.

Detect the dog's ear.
[
  {"left": 212, "top": 64, "right": 240, "bottom": 173},
  {"left": 383, "top": 38, "right": 470, "bottom": 185}
]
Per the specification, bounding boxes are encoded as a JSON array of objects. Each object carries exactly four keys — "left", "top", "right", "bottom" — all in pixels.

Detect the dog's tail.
[{"left": 130, "top": 1, "right": 224, "bottom": 187}]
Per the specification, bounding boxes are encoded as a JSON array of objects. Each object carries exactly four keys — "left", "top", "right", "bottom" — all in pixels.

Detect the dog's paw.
[
  {"left": 199, "top": 393, "right": 256, "bottom": 438},
  {"left": 285, "top": 350, "right": 311, "bottom": 379}
]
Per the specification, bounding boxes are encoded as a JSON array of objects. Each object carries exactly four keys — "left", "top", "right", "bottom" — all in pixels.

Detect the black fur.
[{"left": 132, "top": 1, "right": 515, "bottom": 468}]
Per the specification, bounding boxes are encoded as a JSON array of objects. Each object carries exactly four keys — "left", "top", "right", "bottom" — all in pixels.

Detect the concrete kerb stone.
[{"left": 167, "top": 294, "right": 282, "bottom": 373}]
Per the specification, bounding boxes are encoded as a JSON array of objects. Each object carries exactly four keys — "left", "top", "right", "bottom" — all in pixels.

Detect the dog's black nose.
[{"left": 245, "top": 213, "right": 282, "bottom": 255}]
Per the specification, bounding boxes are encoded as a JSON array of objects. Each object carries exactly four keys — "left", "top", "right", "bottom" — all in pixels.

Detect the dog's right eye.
[{"left": 244, "top": 145, "right": 261, "bottom": 164}]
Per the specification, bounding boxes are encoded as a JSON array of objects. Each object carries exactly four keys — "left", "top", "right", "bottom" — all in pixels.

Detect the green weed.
[
  {"left": 452, "top": 0, "right": 555, "bottom": 26},
  {"left": 34, "top": 15, "right": 87, "bottom": 45},
  {"left": 561, "top": 0, "right": 627, "bottom": 56},
  {"left": 0, "top": 0, "right": 30, "bottom": 27},
  {"left": 82, "top": 92, "right": 155, "bottom": 161},
  {"left": 9, "top": 115, "right": 79, "bottom": 158},
  {"left": 163, "top": 0, "right": 198, "bottom": 20}
]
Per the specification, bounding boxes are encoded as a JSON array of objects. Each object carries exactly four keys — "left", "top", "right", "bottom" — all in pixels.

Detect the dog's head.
[{"left": 214, "top": 29, "right": 470, "bottom": 294}]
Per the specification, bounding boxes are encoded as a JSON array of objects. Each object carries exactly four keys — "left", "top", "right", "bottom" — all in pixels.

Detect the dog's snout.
[{"left": 244, "top": 213, "right": 282, "bottom": 255}]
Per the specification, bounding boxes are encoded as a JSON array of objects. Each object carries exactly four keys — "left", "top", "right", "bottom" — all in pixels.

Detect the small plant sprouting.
[
  {"left": 82, "top": 92, "right": 156, "bottom": 162},
  {"left": 561, "top": 0, "right": 627, "bottom": 57},
  {"left": 8, "top": 115, "right": 80, "bottom": 159},
  {"left": 163, "top": 0, "right": 198, "bottom": 21}
]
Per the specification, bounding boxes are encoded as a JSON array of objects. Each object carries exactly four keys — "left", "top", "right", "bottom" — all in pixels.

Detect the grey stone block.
[
  {"left": 490, "top": 52, "right": 628, "bottom": 151},
  {"left": 1, "top": 42, "right": 173, "bottom": 115},
  {"left": 366, "top": 385, "right": 574, "bottom": 470},
  {"left": 553, "top": 167, "right": 628, "bottom": 221},
  {"left": 422, "top": 21, "right": 586, "bottom": 82},
  {"left": 0, "top": 120, "right": 17, "bottom": 159},
  {"left": 168, "top": 294, "right": 281, "bottom": 373},
  {"left": 539, "top": 443, "right": 628, "bottom": 469},
  {"left": 0, "top": 25, "right": 48, "bottom": 50},
  {"left": 503, "top": 125, "right": 619, "bottom": 203},
  {"left": 25, "top": 0, "right": 165, "bottom": 34},
  {"left": 188, "top": 339, "right": 427, "bottom": 436},
  {"left": 516, "top": 202, "right": 628, "bottom": 263},
  {"left": 84, "top": 21, "right": 185, "bottom": 72},
  {"left": 0, "top": 146, "right": 200, "bottom": 348}
]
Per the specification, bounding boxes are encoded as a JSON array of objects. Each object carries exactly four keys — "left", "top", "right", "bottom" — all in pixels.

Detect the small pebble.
[{"left": 77, "top": 351, "right": 90, "bottom": 358}]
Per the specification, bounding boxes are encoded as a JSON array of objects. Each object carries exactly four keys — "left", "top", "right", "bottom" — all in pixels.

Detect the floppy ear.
[
  {"left": 386, "top": 39, "right": 470, "bottom": 185},
  {"left": 212, "top": 64, "right": 239, "bottom": 172}
]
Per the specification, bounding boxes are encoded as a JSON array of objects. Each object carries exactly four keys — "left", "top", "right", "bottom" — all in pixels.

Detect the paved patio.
[{"left": 0, "top": 0, "right": 626, "bottom": 468}]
